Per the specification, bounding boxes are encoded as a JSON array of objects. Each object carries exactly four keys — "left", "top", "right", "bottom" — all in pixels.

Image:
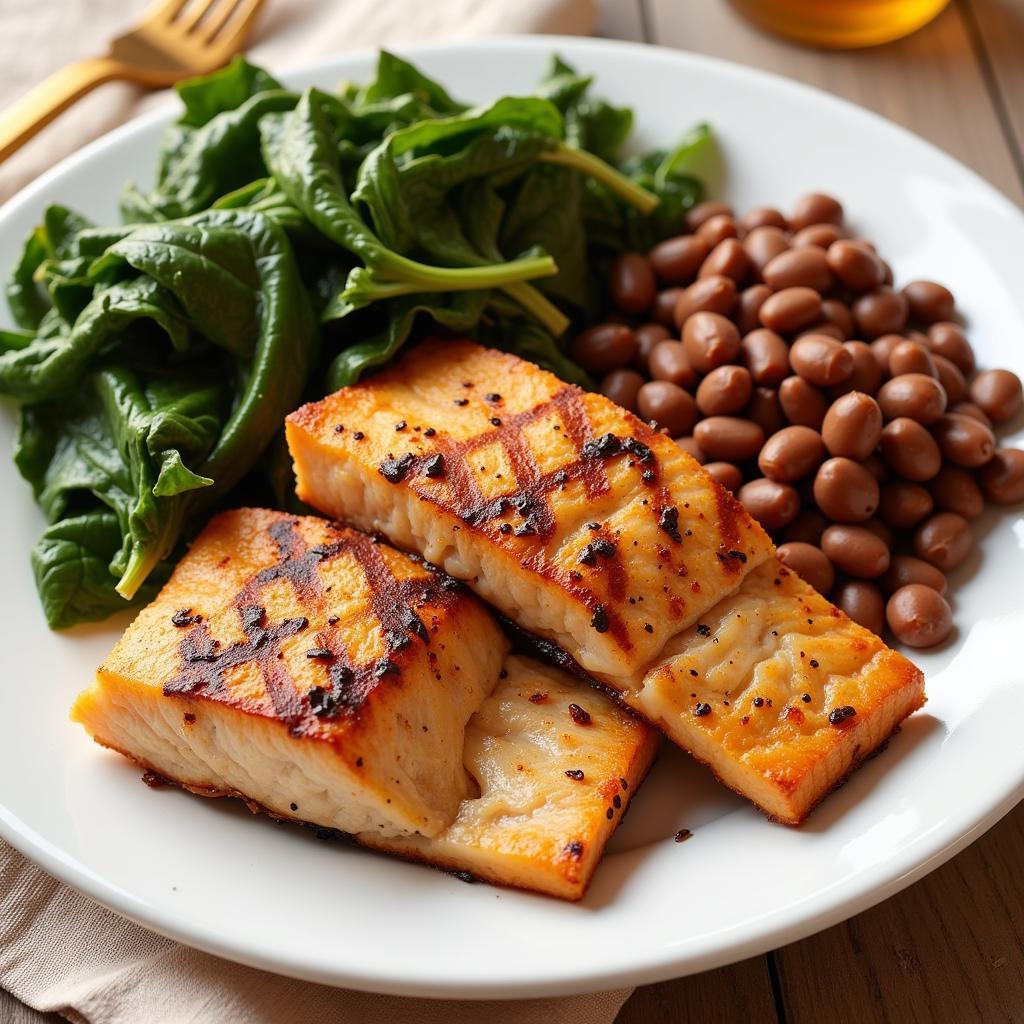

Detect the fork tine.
[
  {"left": 174, "top": 0, "right": 226, "bottom": 34},
  {"left": 140, "top": 0, "right": 193, "bottom": 26},
  {"left": 201, "top": 0, "right": 265, "bottom": 49}
]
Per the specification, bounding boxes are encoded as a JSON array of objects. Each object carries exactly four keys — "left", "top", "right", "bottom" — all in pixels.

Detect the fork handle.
[{"left": 0, "top": 57, "right": 125, "bottom": 163}]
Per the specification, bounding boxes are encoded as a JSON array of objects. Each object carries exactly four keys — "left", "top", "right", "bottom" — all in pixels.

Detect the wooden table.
[{"left": 600, "top": 2, "right": 1024, "bottom": 1021}]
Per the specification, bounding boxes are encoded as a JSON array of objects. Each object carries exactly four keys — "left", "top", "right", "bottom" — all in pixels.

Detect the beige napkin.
[{"left": 0, "top": 0, "right": 634, "bottom": 1020}]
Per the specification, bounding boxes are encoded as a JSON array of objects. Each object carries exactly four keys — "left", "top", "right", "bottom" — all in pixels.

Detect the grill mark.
[{"left": 713, "top": 484, "right": 746, "bottom": 574}]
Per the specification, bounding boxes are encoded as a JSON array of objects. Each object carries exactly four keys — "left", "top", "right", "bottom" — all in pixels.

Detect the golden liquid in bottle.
[{"left": 729, "top": 0, "right": 952, "bottom": 48}]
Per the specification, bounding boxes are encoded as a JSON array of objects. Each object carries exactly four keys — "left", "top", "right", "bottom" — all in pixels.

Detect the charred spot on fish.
[
  {"left": 424, "top": 427, "right": 437, "bottom": 437},
  {"left": 658, "top": 506, "right": 682, "bottom": 543},
  {"left": 379, "top": 452, "right": 415, "bottom": 484},
  {"left": 374, "top": 658, "right": 400, "bottom": 678},
  {"left": 696, "top": 623, "right": 711, "bottom": 637},
  {"left": 578, "top": 538, "right": 617, "bottom": 567},
  {"left": 582, "top": 433, "right": 623, "bottom": 459},
  {"left": 385, "top": 629, "right": 411, "bottom": 652},
  {"left": 485, "top": 392, "right": 502, "bottom": 403},
  {"left": 829, "top": 705, "right": 858, "bottom": 726},
  {"left": 590, "top": 605, "right": 610, "bottom": 633},
  {"left": 693, "top": 702, "right": 712, "bottom": 717},
  {"left": 564, "top": 769, "right": 585, "bottom": 781},
  {"left": 565, "top": 840, "right": 584, "bottom": 860},
  {"left": 305, "top": 647, "right": 333, "bottom": 660},
  {"left": 424, "top": 454, "right": 446, "bottom": 478},
  {"left": 624, "top": 438, "right": 654, "bottom": 463},
  {"left": 171, "top": 608, "right": 199, "bottom": 628},
  {"left": 308, "top": 685, "right": 339, "bottom": 718},
  {"left": 403, "top": 608, "right": 429, "bottom": 644},
  {"left": 529, "top": 692, "right": 548, "bottom": 704}
]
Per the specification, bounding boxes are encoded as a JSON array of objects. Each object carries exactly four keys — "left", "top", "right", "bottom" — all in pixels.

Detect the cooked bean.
[
  {"left": 740, "top": 207, "right": 788, "bottom": 232},
  {"left": 834, "top": 580, "right": 886, "bottom": 634},
  {"left": 633, "top": 322, "right": 672, "bottom": 371},
  {"left": 784, "top": 508, "right": 830, "bottom": 545},
  {"left": 979, "top": 448, "right": 1024, "bottom": 504},
  {"left": 933, "top": 355, "right": 966, "bottom": 405},
  {"left": 878, "top": 480, "right": 934, "bottom": 529},
  {"left": 882, "top": 555, "right": 948, "bottom": 596},
  {"left": 743, "top": 226, "right": 791, "bottom": 278},
  {"left": 870, "top": 334, "right": 903, "bottom": 376},
  {"left": 648, "top": 340, "right": 697, "bottom": 388},
  {"left": 832, "top": 341, "right": 883, "bottom": 397},
  {"left": 861, "top": 516, "right": 894, "bottom": 549},
  {"left": 969, "top": 369, "right": 1023, "bottom": 425},
  {"left": 928, "top": 465, "right": 985, "bottom": 520},
  {"left": 736, "top": 285, "right": 773, "bottom": 335},
  {"left": 609, "top": 253, "right": 656, "bottom": 313},
  {"left": 651, "top": 287, "right": 686, "bottom": 326},
  {"left": 813, "top": 457, "right": 880, "bottom": 522},
  {"left": 758, "top": 424, "right": 826, "bottom": 481},
  {"left": 792, "top": 223, "right": 842, "bottom": 249},
  {"left": 886, "top": 585, "right": 953, "bottom": 648},
  {"left": 852, "top": 288, "right": 909, "bottom": 339},
  {"left": 599, "top": 369, "right": 645, "bottom": 412},
  {"left": 826, "top": 239, "right": 885, "bottom": 292},
  {"left": 674, "top": 275, "right": 737, "bottom": 327},
  {"left": 704, "top": 461, "right": 743, "bottom": 492},
  {"left": 697, "top": 214, "right": 739, "bottom": 248},
  {"left": 779, "top": 375, "right": 830, "bottom": 429},
  {"left": 741, "top": 328, "right": 790, "bottom": 386},
  {"left": 686, "top": 200, "right": 734, "bottom": 232},
  {"left": 821, "top": 391, "right": 883, "bottom": 459},
  {"left": 759, "top": 287, "right": 822, "bottom": 334},
  {"left": 902, "top": 280, "right": 955, "bottom": 325},
  {"left": 637, "top": 381, "right": 699, "bottom": 436},
  {"left": 738, "top": 478, "right": 801, "bottom": 530},
  {"left": 776, "top": 542, "right": 835, "bottom": 594},
  {"left": 879, "top": 418, "right": 942, "bottom": 481},
  {"left": 949, "top": 401, "right": 992, "bottom": 428},
  {"left": 820, "top": 299, "right": 855, "bottom": 339},
  {"left": 763, "top": 247, "right": 833, "bottom": 293},
  {"left": 746, "top": 387, "right": 786, "bottom": 437},
  {"left": 888, "top": 341, "right": 937, "bottom": 379},
  {"left": 682, "top": 311, "right": 742, "bottom": 372},
  {"left": 927, "top": 322, "right": 975, "bottom": 375},
  {"left": 862, "top": 453, "right": 890, "bottom": 484},
  {"left": 797, "top": 321, "right": 846, "bottom": 343},
  {"left": 821, "top": 524, "right": 890, "bottom": 578},
  {"left": 789, "top": 334, "right": 854, "bottom": 387},
  {"left": 675, "top": 436, "right": 707, "bottom": 464},
  {"left": 693, "top": 417, "right": 766, "bottom": 461},
  {"left": 699, "top": 238, "right": 749, "bottom": 283},
  {"left": 791, "top": 193, "right": 843, "bottom": 230},
  {"left": 913, "top": 512, "right": 973, "bottom": 571},
  {"left": 931, "top": 413, "right": 995, "bottom": 468},
  {"left": 649, "top": 235, "right": 709, "bottom": 284},
  {"left": 696, "top": 365, "right": 754, "bottom": 416},
  {"left": 877, "top": 373, "right": 946, "bottom": 424},
  {"left": 571, "top": 324, "right": 636, "bottom": 374}
]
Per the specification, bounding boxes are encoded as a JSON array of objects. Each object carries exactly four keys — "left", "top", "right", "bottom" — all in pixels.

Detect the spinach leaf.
[
  {"left": 176, "top": 56, "right": 284, "bottom": 127},
  {"left": 354, "top": 51, "right": 465, "bottom": 117}
]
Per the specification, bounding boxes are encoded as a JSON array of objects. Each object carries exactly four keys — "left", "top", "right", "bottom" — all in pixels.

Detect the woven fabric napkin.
[{"left": 0, "top": 0, "right": 633, "bottom": 1020}]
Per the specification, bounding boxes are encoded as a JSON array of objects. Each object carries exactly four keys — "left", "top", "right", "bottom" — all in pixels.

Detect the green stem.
[
  {"left": 540, "top": 144, "right": 660, "bottom": 215},
  {"left": 501, "top": 281, "right": 570, "bottom": 337},
  {"left": 379, "top": 251, "right": 558, "bottom": 290},
  {"left": 116, "top": 540, "right": 166, "bottom": 600}
]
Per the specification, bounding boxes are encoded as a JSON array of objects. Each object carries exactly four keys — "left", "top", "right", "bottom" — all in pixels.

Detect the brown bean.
[
  {"left": 697, "top": 214, "right": 739, "bottom": 248},
  {"left": 902, "top": 280, "right": 955, "bottom": 325},
  {"left": 743, "top": 226, "right": 791, "bottom": 279},
  {"left": 878, "top": 480, "right": 934, "bottom": 529},
  {"left": 928, "top": 465, "right": 985, "bottom": 520},
  {"left": 609, "top": 252, "right": 656, "bottom": 313},
  {"left": 969, "top": 369, "right": 1023, "bottom": 425},
  {"left": 882, "top": 555, "right": 948, "bottom": 596},
  {"left": 674, "top": 276, "right": 737, "bottom": 327},
  {"left": 637, "top": 381, "right": 699, "bottom": 436},
  {"left": 651, "top": 288, "right": 686, "bottom": 327},
  {"left": 696, "top": 365, "right": 754, "bottom": 416},
  {"left": 853, "top": 288, "right": 909, "bottom": 339},
  {"left": 791, "top": 193, "right": 843, "bottom": 230},
  {"left": 759, "top": 287, "right": 822, "bottom": 335},
  {"left": 783, "top": 508, "right": 830, "bottom": 545},
  {"left": 649, "top": 235, "right": 709, "bottom": 285},
  {"left": 821, "top": 524, "right": 890, "bottom": 578},
  {"left": 861, "top": 516, "right": 894, "bottom": 549},
  {"left": 862, "top": 453, "right": 890, "bottom": 484},
  {"left": 758, "top": 425, "right": 826, "bottom": 482},
  {"left": 699, "top": 238, "right": 749, "bottom": 283},
  {"left": 813, "top": 457, "right": 880, "bottom": 522},
  {"left": 931, "top": 413, "right": 996, "bottom": 468},
  {"left": 888, "top": 341, "right": 937, "bottom": 379},
  {"left": 776, "top": 542, "right": 835, "bottom": 594},
  {"left": 834, "top": 580, "right": 886, "bottom": 634},
  {"left": 797, "top": 322, "right": 846, "bottom": 343},
  {"left": 685, "top": 201, "right": 733, "bottom": 232},
  {"left": 746, "top": 387, "right": 786, "bottom": 437},
  {"left": 877, "top": 373, "right": 947, "bottom": 424},
  {"left": 740, "top": 207, "right": 789, "bottom": 233},
  {"left": 870, "top": 334, "right": 903, "bottom": 377},
  {"left": 599, "top": 369, "right": 645, "bottom": 412},
  {"left": 789, "top": 334, "right": 854, "bottom": 387},
  {"left": 826, "top": 240, "right": 885, "bottom": 292},
  {"left": 820, "top": 299, "right": 855, "bottom": 339},
  {"left": 979, "top": 448, "right": 1024, "bottom": 504},
  {"left": 741, "top": 328, "right": 790, "bottom": 386},
  {"left": 633, "top": 323, "right": 672, "bottom": 372},
  {"left": 821, "top": 391, "right": 883, "bottom": 459},
  {"left": 831, "top": 341, "right": 883, "bottom": 397},
  {"left": 571, "top": 324, "right": 637, "bottom": 374},
  {"left": 675, "top": 436, "right": 706, "bottom": 464},
  {"left": 704, "top": 461, "right": 743, "bottom": 492},
  {"left": 693, "top": 417, "right": 766, "bottom": 462},
  {"left": 763, "top": 247, "right": 833, "bottom": 293},
  {"left": 735, "top": 284, "right": 773, "bottom": 335},
  {"left": 933, "top": 355, "right": 966, "bottom": 405},
  {"left": 738, "top": 478, "right": 801, "bottom": 530},
  {"left": 779, "top": 376, "right": 830, "bottom": 429},
  {"left": 879, "top": 418, "right": 942, "bottom": 481},
  {"left": 886, "top": 585, "right": 953, "bottom": 648},
  {"left": 792, "top": 223, "right": 842, "bottom": 249},
  {"left": 927, "top": 322, "right": 975, "bottom": 375},
  {"left": 648, "top": 340, "right": 697, "bottom": 388},
  {"left": 949, "top": 401, "right": 993, "bottom": 428},
  {"left": 914, "top": 512, "right": 973, "bottom": 571},
  {"left": 682, "top": 311, "right": 742, "bottom": 372}
]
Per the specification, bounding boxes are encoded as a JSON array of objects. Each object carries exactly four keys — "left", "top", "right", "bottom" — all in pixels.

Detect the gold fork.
[{"left": 0, "top": 0, "right": 266, "bottom": 163}]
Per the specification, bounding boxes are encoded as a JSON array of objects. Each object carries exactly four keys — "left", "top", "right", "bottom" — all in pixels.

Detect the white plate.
[{"left": 1, "top": 36, "right": 1023, "bottom": 1000}]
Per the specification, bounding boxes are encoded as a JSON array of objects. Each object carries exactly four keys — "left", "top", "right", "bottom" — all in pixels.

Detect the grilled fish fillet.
[
  {"left": 363, "top": 655, "right": 659, "bottom": 900},
  {"left": 624, "top": 559, "right": 925, "bottom": 824},
  {"left": 286, "top": 339, "right": 773, "bottom": 678},
  {"left": 72, "top": 508, "right": 508, "bottom": 838}
]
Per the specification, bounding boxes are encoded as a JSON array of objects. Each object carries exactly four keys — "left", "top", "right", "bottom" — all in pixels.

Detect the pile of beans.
[{"left": 576, "top": 192, "right": 1024, "bottom": 649}]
